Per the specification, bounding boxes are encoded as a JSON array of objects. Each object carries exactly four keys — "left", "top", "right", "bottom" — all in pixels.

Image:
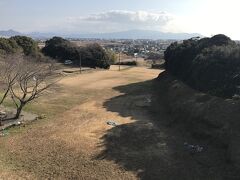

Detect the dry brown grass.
[
  {"left": 0, "top": 66, "right": 229, "bottom": 179},
  {"left": 0, "top": 66, "right": 160, "bottom": 179}
]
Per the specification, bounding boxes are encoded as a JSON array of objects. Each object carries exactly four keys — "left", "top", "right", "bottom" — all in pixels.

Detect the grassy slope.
[{"left": 0, "top": 66, "right": 160, "bottom": 179}]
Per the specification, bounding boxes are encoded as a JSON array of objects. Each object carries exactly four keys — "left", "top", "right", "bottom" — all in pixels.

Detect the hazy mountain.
[
  {"left": 0, "top": 29, "right": 23, "bottom": 37},
  {"left": 70, "top": 30, "right": 202, "bottom": 40},
  {"left": 27, "top": 32, "right": 62, "bottom": 39},
  {"left": 0, "top": 29, "right": 202, "bottom": 40}
]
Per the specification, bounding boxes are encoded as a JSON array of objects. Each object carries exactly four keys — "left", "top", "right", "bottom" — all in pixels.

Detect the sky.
[{"left": 1, "top": 0, "right": 240, "bottom": 39}]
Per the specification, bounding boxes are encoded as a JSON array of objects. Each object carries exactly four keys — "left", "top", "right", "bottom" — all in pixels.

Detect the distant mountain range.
[
  {"left": 0, "top": 29, "right": 23, "bottom": 37},
  {"left": 0, "top": 29, "right": 202, "bottom": 40},
  {"left": 67, "top": 30, "right": 202, "bottom": 40}
]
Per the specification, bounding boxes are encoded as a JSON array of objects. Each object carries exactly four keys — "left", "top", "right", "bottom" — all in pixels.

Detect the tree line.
[
  {"left": 42, "top": 37, "right": 116, "bottom": 69},
  {"left": 0, "top": 36, "right": 116, "bottom": 69},
  {"left": 0, "top": 36, "right": 40, "bottom": 57},
  {"left": 164, "top": 34, "right": 240, "bottom": 98}
]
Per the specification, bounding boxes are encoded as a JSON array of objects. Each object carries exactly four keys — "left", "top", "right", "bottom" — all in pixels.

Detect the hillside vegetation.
[
  {"left": 42, "top": 37, "right": 115, "bottom": 69},
  {"left": 164, "top": 34, "right": 240, "bottom": 98},
  {"left": 0, "top": 36, "right": 116, "bottom": 69},
  {"left": 0, "top": 36, "right": 40, "bottom": 57}
]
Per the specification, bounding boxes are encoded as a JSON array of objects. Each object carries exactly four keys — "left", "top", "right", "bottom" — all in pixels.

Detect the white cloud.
[
  {"left": 66, "top": 10, "right": 179, "bottom": 33},
  {"left": 82, "top": 10, "right": 172, "bottom": 24}
]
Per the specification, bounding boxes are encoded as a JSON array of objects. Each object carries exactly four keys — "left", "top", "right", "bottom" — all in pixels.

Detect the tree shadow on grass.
[{"left": 96, "top": 79, "right": 229, "bottom": 180}]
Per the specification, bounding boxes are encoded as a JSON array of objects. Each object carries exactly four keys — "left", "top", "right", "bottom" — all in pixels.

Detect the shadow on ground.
[{"left": 97, "top": 79, "right": 233, "bottom": 180}]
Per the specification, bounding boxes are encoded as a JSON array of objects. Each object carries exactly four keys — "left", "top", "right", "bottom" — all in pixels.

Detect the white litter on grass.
[
  {"left": 233, "top": 94, "right": 240, "bottom": 100},
  {"left": 106, "top": 121, "right": 118, "bottom": 127},
  {"left": 184, "top": 142, "right": 204, "bottom": 153},
  {"left": 0, "top": 130, "right": 8, "bottom": 137},
  {"left": 146, "top": 97, "right": 152, "bottom": 103}
]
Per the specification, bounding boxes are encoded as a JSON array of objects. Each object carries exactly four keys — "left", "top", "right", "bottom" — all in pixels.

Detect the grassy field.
[
  {"left": 0, "top": 66, "right": 161, "bottom": 179},
  {"left": 0, "top": 66, "right": 227, "bottom": 179}
]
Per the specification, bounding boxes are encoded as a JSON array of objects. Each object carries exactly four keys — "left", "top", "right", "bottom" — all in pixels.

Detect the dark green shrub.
[
  {"left": 164, "top": 34, "right": 240, "bottom": 98},
  {"left": 42, "top": 37, "right": 112, "bottom": 69},
  {"left": 10, "top": 36, "right": 39, "bottom": 56},
  {"left": 0, "top": 38, "right": 21, "bottom": 54}
]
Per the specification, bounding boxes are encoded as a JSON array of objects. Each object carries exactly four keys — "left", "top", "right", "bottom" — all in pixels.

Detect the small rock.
[{"left": 107, "top": 121, "right": 118, "bottom": 127}]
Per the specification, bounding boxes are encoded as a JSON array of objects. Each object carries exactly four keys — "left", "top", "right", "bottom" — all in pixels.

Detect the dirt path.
[{"left": 0, "top": 66, "right": 161, "bottom": 179}]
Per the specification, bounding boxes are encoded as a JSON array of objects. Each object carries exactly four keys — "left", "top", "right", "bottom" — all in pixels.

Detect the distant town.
[
  {"left": 38, "top": 38, "right": 177, "bottom": 61},
  {"left": 0, "top": 29, "right": 189, "bottom": 61}
]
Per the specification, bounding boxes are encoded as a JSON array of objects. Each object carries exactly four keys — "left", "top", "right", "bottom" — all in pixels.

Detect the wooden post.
[
  {"left": 119, "top": 51, "right": 121, "bottom": 71},
  {"left": 79, "top": 54, "right": 82, "bottom": 74}
]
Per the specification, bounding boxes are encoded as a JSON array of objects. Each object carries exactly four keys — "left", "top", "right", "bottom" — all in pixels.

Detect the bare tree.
[
  {"left": 8, "top": 56, "right": 56, "bottom": 119},
  {"left": 0, "top": 54, "right": 22, "bottom": 105}
]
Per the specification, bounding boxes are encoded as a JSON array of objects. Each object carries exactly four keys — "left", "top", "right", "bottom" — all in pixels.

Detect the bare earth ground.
[{"left": 0, "top": 66, "right": 226, "bottom": 179}]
